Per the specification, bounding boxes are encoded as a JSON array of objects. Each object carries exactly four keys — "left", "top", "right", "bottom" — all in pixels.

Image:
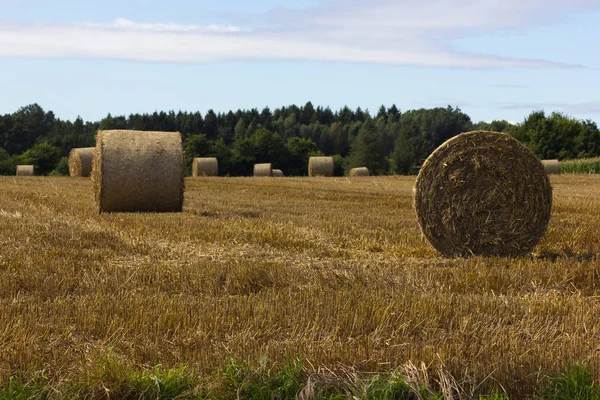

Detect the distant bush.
[{"left": 50, "top": 157, "right": 70, "bottom": 176}]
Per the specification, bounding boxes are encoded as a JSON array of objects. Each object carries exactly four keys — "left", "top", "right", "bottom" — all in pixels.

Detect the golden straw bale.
[
  {"left": 541, "top": 159, "right": 560, "bottom": 175},
  {"left": 414, "top": 131, "right": 552, "bottom": 257},
  {"left": 349, "top": 167, "right": 370, "bottom": 177},
  {"left": 272, "top": 169, "right": 284, "bottom": 177},
  {"left": 92, "top": 130, "right": 185, "bottom": 213},
  {"left": 192, "top": 157, "right": 219, "bottom": 177},
  {"left": 16, "top": 165, "right": 34, "bottom": 176},
  {"left": 254, "top": 163, "right": 273, "bottom": 177},
  {"left": 68, "top": 147, "right": 95, "bottom": 177},
  {"left": 308, "top": 156, "right": 334, "bottom": 177}
]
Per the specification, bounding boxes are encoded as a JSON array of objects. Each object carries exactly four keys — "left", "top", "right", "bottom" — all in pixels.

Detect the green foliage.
[
  {"left": 0, "top": 377, "right": 45, "bottom": 400},
  {"left": 472, "top": 120, "right": 514, "bottom": 132},
  {"left": 0, "top": 147, "right": 15, "bottom": 175},
  {"left": 391, "top": 106, "right": 472, "bottom": 174},
  {"left": 217, "top": 358, "right": 304, "bottom": 400},
  {"left": 363, "top": 372, "right": 416, "bottom": 399},
  {"left": 542, "top": 363, "right": 600, "bottom": 400},
  {"left": 513, "top": 111, "right": 600, "bottom": 160},
  {"left": 332, "top": 154, "right": 347, "bottom": 176},
  {"left": 560, "top": 158, "right": 600, "bottom": 174},
  {"left": 49, "top": 157, "right": 69, "bottom": 176},
  {"left": 347, "top": 119, "right": 389, "bottom": 175},
  {"left": 1, "top": 103, "right": 599, "bottom": 177},
  {"left": 183, "top": 133, "right": 214, "bottom": 172},
  {"left": 16, "top": 141, "right": 61, "bottom": 176},
  {"left": 287, "top": 137, "right": 321, "bottom": 176}
]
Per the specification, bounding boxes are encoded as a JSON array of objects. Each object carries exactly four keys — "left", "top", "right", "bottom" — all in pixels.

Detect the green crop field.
[{"left": 0, "top": 176, "right": 599, "bottom": 399}]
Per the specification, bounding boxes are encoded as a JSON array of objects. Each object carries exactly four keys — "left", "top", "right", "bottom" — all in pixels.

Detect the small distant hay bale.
[
  {"left": 541, "top": 159, "right": 560, "bottom": 174},
  {"left": 308, "top": 156, "right": 334, "bottom": 177},
  {"left": 272, "top": 169, "right": 284, "bottom": 177},
  {"left": 69, "top": 147, "right": 95, "bottom": 177},
  {"left": 414, "top": 130, "right": 552, "bottom": 258},
  {"left": 192, "top": 157, "right": 218, "bottom": 177},
  {"left": 16, "top": 165, "right": 34, "bottom": 176},
  {"left": 92, "top": 130, "right": 185, "bottom": 213},
  {"left": 254, "top": 163, "right": 273, "bottom": 177},
  {"left": 349, "top": 167, "right": 370, "bottom": 177}
]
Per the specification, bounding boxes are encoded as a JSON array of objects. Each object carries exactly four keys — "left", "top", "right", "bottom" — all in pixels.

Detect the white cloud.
[
  {"left": 0, "top": 0, "right": 596, "bottom": 67},
  {"left": 83, "top": 18, "right": 244, "bottom": 33}
]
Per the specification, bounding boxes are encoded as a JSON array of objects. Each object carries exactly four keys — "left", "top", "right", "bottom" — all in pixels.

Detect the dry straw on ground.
[
  {"left": 92, "top": 130, "right": 185, "bottom": 213},
  {"left": 308, "top": 156, "right": 334, "bottom": 177},
  {"left": 16, "top": 165, "right": 34, "bottom": 176},
  {"left": 254, "top": 163, "right": 273, "bottom": 177},
  {"left": 192, "top": 157, "right": 219, "bottom": 177},
  {"left": 541, "top": 159, "right": 560, "bottom": 174},
  {"left": 414, "top": 130, "right": 553, "bottom": 257},
  {"left": 272, "top": 169, "right": 284, "bottom": 177},
  {"left": 68, "top": 147, "right": 95, "bottom": 177},
  {"left": 349, "top": 167, "right": 370, "bottom": 177}
]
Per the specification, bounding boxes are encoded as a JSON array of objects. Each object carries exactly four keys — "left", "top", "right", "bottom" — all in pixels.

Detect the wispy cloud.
[
  {"left": 498, "top": 101, "right": 600, "bottom": 115},
  {"left": 0, "top": 0, "right": 596, "bottom": 67}
]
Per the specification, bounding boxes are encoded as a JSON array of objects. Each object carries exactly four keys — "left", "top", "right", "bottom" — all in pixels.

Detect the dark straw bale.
[{"left": 414, "top": 131, "right": 552, "bottom": 257}]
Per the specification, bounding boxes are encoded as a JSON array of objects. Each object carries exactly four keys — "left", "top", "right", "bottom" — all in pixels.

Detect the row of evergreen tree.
[{"left": 0, "top": 103, "right": 599, "bottom": 176}]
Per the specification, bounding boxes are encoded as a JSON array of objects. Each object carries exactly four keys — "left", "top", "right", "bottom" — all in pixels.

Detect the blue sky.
[{"left": 0, "top": 0, "right": 599, "bottom": 124}]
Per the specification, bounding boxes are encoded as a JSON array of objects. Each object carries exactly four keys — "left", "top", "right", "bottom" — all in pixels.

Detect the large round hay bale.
[
  {"left": 414, "top": 131, "right": 552, "bottom": 258},
  {"left": 308, "top": 156, "right": 334, "bottom": 177},
  {"left": 69, "top": 147, "right": 95, "bottom": 177},
  {"left": 272, "top": 169, "right": 284, "bottom": 177},
  {"left": 92, "top": 130, "right": 185, "bottom": 213},
  {"left": 541, "top": 159, "right": 560, "bottom": 174},
  {"left": 16, "top": 165, "right": 34, "bottom": 176},
  {"left": 254, "top": 163, "right": 273, "bottom": 177},
  {"left": 349, "top": 167, "right": 370, "bottom": 177},
  {"left": 192, "top": 157, "right": 218, "bottom": 177}
]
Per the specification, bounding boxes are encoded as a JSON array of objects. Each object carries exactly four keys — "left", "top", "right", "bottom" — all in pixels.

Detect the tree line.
[{"left": 1, "top": 103, "right": 599, "bottom": 176}]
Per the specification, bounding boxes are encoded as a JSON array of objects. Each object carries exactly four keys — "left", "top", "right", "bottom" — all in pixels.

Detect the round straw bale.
[
  {"left": 254, "top": 163, "right": 273, "bottom": 177},
  {"left": 541, "top": 159, "right": 560, "bottom": 175},
  {"left": 92, "top": 130, "right": 185, "bottom": 213},
  {"left": 192, "top": 157, "right": 218, "bottom": 177},
  {"left": 16, "top": 165, "right": 34, "bottom": 176},
  {"left": 308, "top": 156, "right": 334, "bottom": 177},
  {"left": 69, "top": 147, "right": 95, "bottom": 177},
  {"left": 272, "top": 169, "right": 284, "bottom": 177},
  {"left": 349, "top": 167, "right": 370, "bottom": 177},
  {"left": 414, "top": 130, "right": 552, "bottom": 258}
]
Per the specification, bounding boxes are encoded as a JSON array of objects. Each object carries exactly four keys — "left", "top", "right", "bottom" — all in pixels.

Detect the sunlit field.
[{"left": 1, "top": 175, "right": 599, "bottom": 398}]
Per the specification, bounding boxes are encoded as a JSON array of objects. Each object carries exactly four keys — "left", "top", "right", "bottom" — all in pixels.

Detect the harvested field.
[{"left": 0, "top": 175, "right": 599, "bottom": 398}]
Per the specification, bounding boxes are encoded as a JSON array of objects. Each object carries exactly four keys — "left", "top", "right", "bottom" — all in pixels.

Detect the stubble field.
[{"left": 0, "top": 175, "right": 599, "bottom": 398}]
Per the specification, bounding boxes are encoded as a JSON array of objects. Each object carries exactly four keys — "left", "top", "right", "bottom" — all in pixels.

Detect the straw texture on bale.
[
  {"left": 272, "top": 169, "right": 284, "bottom": 177},
  {"left": 92, "top": 130, "right": 185, "bottom": 213},
  {"left": 349, "top": 167, "right": 370, "bottom": 177},
  {"left": 192, "top": 157, "right": 218, "bottom": 177},
  {"left": 308, "top": 156, "right": 334, "bottom": 177},
  {"left": 254, "top": 163, "right": 273, "bottom": 177},
  {"left": 68, "top": 147, "right": 95, "bottom": 177},
  {"left": 414, "top": 131, "right": 552, "bottom": 258},
  {"left": 541, "top": 159, "right": 560, "bottom": 174},
  {"left": 16, "top": 165, "right": 34, "bottom": 176}
]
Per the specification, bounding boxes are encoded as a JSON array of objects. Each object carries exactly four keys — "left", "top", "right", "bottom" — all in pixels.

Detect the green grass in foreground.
[
  {"left": 1, "top": 358, "right": 598, "bottom": 400},
  {"left": 560, "top": 158, "right": 600, "bottom": 174}
]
